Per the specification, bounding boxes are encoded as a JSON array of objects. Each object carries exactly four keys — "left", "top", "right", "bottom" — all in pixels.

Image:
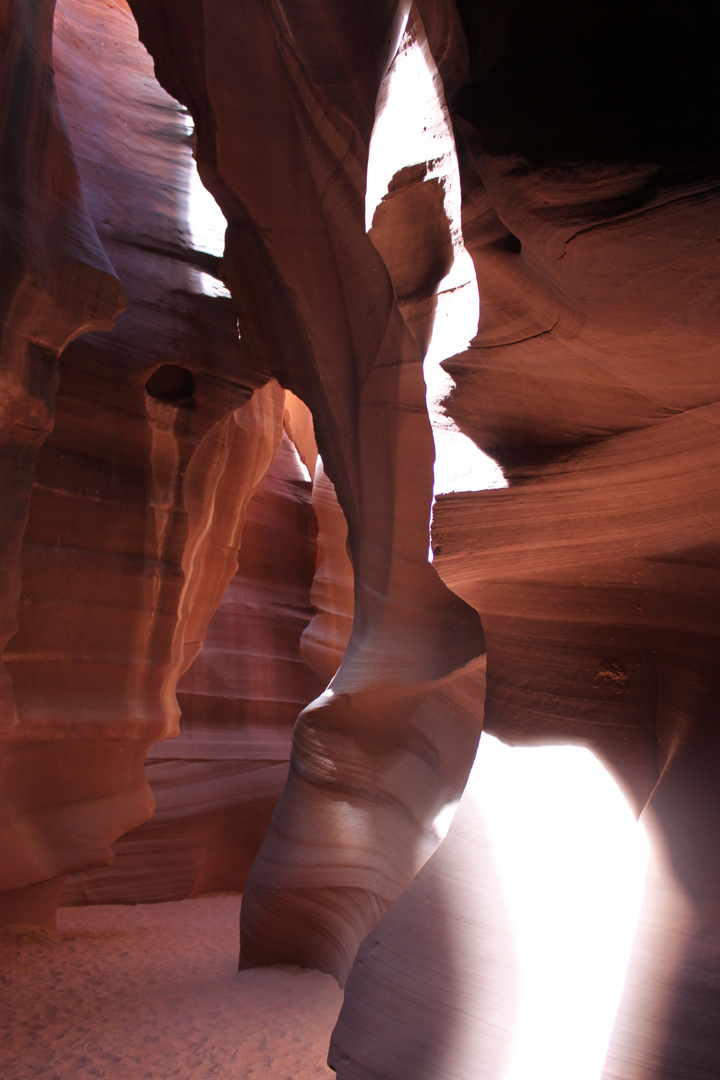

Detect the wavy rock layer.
[
  {"left": 424, "top": 4, "right": 720, "bottom": 1077},
  {"left": 432, "top": 1, "right": 720, "bottom": 896},
  {"left": 329, "top": 761, "right": 518, "bottom": 1080},
  {"left": 125, "top": 0, "right": 485, "bottom": 982},
  {"left": 0, "top": 0, "right": 283, "bottom": 923},
  {"left": 299, "top": 461, "right": 354, "bottom": 687},
  {"left": 0, "top": 0, "right": 125, "bottom": 730},
  {"left": 330, "top": 742, "right": 695, "bottom": 1080},
  {"left": 63, "top": 434, "right": 323, "bottom": 903},
  {"left": 3, "top": 1, "right": 720, "bottom": 1074},
  {"left": 0, "top": 0, "right": 125, "bottom": 923}
]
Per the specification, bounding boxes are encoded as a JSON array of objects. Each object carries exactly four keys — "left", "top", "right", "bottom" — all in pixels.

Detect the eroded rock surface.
[
  {"left": 432, "top": 0, "right": 720, "bottom": 898},
  {"left": 0, "top": 0, "right": 284, "bottom": 923},
  {"left": 396, "top": 4, "right": 720, "bottom": 1076},
  {"left": 0, "top": 0, "right": 125, "bottom": 729},
  {"left": 3, "top": 2, "right": 720, "bottom": 1076},
  {"left": 124, "top": 0, "right": 485, "bottom": 982},
  {"left": 64, "top": 434, "right": 323, "bottom": 903}
]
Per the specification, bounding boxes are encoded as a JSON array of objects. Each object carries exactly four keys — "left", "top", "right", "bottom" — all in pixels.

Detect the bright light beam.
[
  {"left": 369, "top": 30, "right": 649, "bottom": 1080},
  {"left": 366, "top": 28, "right": 506, "bottom": 501},
  {"left": 179, "top": 111, "right": 231, "bottom": 299},
  {"left": 467, "top": 736, "right": 650, "bottom": 1080}
]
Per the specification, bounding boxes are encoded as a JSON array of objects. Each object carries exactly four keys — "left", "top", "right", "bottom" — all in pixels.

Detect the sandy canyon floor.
[{"left": 1, "top": 894, "right": 343, "bottom": 1080}]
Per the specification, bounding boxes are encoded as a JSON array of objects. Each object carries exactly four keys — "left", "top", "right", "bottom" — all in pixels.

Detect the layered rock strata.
[
  {"left": 126, "top": 0, "right": 486, "bottom": 982},
  {"left": 0, "top": 0, "right": 285, "bottom": 923},
  {"left": 329, "top": 754, "right": 518, "bottom": 1080},
  {"left": 329, "top": 742, "right": 693, "bottom": 1080},
  {"left": 426, "top": 4, "right": 720, "bottom": 1076},
  {"left": 0, "top": 0, "right": 125, "bottom": 922},
  {"left": 63, "top": 434, "right": 323, "bottom": 903},
  {"left": 3, "top": 2, "right": 720, "bottom": 1074},
  {"left": 298, "top": 459, "right": 354, "bottom": 687},
  {"left": 0, "top": 0, "right": 125, "bottom": 731},
  {"left": 432, "top": 0, "right": 720, "bottom": 905}
]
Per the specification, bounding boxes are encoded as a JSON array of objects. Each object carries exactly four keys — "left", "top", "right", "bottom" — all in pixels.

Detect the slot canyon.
[{"left": 1, "top": 1, "right": 719, "bottom": 1078}]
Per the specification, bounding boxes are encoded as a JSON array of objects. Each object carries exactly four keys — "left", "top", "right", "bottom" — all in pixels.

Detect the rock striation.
[
  {"left": 0, "top": 0, "right": 125, "bottom": 733},
  {"left": 124, "top": 0, "right": 485, "bottom": 982},
  {"left": 0, "top": 0, "right": 286, "bottom": 924},
  {"left": 336, "top": 2, "right": 720, "bottom": 1075},
  {"left": 62, "top": 432, "right": 323, "bottom": 904},
  {"left": 432, "top": 0, "right": 720, "bottom": 911},
  {"left": 298, "top": 460, "right": 354, "bottom": 688},
  {"left": 0, "top": 0, "right": 125, "bottom": 923},
  {"left": 3, "top": 1, "right": 720, "bottom": 1076}
]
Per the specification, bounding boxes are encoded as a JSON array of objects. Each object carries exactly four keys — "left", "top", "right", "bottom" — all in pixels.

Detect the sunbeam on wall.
[
  {"left": 180, "top": 38, "right": 650, "bottom": 1080},
  {"left": 367, "top": 26, "right": 650, "bottom": 1079},
  {"left": 366, "top": 20, "right": 506, "bottom": 501},
  {"left": 462, "top": 736, "right": 650, "bottom": 1080},
  {"left": 180, "top": 111, "right": 231, "bottom": 299}
]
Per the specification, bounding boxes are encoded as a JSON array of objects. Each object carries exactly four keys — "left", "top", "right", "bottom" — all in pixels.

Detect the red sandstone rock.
[
  {"left": 3, "top": 0, "right": 720, "bottom": 1074},
  {"left": 124, "top": 0, "right": 484, "bottom": 981},
  {"left": 427, "top": 5, "right": 720, "bottom": 1076},
  {"left": 299, "top": 460, "right": 354, "bottom": 686},
  {"left": 63, "top": 433, "right": 322, "bottom": 903},
  {"left": 0, "top": 0, "right": 125, "bottom": 738},
  {"left": 432, "top": 3, "right": 720, "bottom": 846},
  {"left": 329, "top": 740, "right": 694, "bottom": 1080},
  {"left": 0, "top": 0, "right": 286, "bottom": 923}
]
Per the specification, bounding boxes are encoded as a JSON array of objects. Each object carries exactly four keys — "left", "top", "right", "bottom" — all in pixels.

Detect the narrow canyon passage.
[
  {"left": 1, "top": 740, "right": 683, "bottom": 1080},
  {"left": 2, "top": 0, "right": 720, "bottom": 1078}
]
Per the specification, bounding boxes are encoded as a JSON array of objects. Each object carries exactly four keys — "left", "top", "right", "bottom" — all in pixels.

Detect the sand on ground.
[{"left": 0, "top": 894, "right": 343, "bottom": 1080}]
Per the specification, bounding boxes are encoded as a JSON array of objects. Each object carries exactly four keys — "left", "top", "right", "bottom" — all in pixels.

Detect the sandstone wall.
[
  {"left": 63, "top": 433, "right": 323, "bottom": 903},
  {"left": 334, "top": 3, "right": 720, "bottom": 1075},
  {"left": 3, "top": 2, "right": 720, "bottom": 1075},
  {"left": 0, "top": 0, "right": 286, "bottom": 923}
]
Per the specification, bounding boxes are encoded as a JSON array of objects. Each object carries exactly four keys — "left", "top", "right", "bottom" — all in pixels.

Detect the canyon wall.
[
  {"left": 0, "top": 0, "right": 125, "bottom": 922},
  {"left": 124, "top": 0, "right": 486, "bottom": 983},
  {"left": 63, "top": 433, "right": 323, "bottom": 903},
  {"left": 2, "top": 1, "right": 720, "bottom": 1077},
  {"left": 333, "top": 3, "right": 720, "bottom": 1077},
  {"left": 0, "top": 0, "right": 291, "bottom": 923},
  {"left": 435, "top": 0, "right": 720, "bottom": 935}
]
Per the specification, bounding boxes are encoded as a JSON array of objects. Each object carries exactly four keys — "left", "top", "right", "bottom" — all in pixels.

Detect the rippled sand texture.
[{"left": 0, "top": 895, "right": 343, "bottom": 1080}]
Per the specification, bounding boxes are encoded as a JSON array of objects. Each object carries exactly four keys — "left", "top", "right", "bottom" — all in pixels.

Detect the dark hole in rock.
[
  {"left": 145, "top": 364, "right": 195, "bottom": 404},
  {"left": 494, "top": 231, "right": 522, "bottom": 255}
]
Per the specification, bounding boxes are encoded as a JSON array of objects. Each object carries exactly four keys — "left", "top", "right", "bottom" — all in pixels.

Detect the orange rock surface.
[
  {"left": 2, "top": 0, "right": 720, "bottom": 1076},
  {"left": 63, "top": 433, "right": 322, "bottom": 903},
  {"left": 0, "top": 0, "right": 287, "bottom": 922}
]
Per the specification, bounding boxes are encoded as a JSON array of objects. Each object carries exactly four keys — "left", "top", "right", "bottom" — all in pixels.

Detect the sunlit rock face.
[
  {"left": 330, "top": 738, "right": 695, "bottom": 1080},
  {"left": 2, "top": 0, "right": 720, "bottom": 1073},
  {"left": 0, "top": 0, "right": 285, "bottom": 924},
  {"left": 432, "top": 0, "right": 720, "bottom": 886},
  {"left": 424, "top": 3, "right": 720, "bottom": 1077},
  {"left": 299, "top": 459, "right": 354, "bottom": 687}
]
